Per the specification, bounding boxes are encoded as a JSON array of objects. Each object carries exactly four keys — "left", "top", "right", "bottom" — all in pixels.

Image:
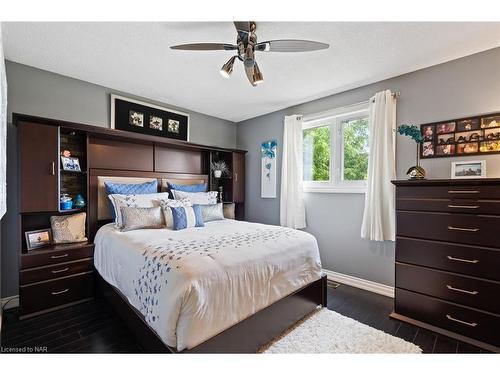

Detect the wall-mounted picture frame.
[
  {"left": 60, "top": 156, "right": 81, "bottom": 172},
  {"left": 451, "top": 160, "right": 486, "bottom": 179},
  {"left": 25, "top": 228, "right": 53, "bottom": 251},
  {"left": 110, "top": 94, "right": 189, "bottom": 141}
]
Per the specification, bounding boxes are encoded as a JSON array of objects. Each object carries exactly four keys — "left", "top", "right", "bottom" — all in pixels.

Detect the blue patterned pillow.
[
  {"left": 105, "top": 180, "right": 158, "bottom": 219},
  {"left": 170, "top": 205, "right": 204, "bottom": 230},
  {"left": 167, "top": 182, "right": 207, "bottom": 192}
]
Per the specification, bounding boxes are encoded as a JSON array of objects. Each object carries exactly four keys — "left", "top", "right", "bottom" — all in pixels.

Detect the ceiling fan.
[{"left": 170, "top": 22, "right": 329, "bottom": 87}]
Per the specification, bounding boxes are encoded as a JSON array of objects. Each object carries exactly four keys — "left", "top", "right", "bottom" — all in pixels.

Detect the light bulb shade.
[
  {"left": 243, "top": 45, "right": 255, "bottom": 68},
  {"left": 252, "top": 62, "right": 264, "bottom": 84},
  {"left": 220, "top": 56, "right": 236, "bottom": 78}
]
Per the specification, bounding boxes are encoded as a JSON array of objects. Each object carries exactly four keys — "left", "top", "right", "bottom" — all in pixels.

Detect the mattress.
[{"left": 94, "top": 219, "right": 322, "bottom": 351}]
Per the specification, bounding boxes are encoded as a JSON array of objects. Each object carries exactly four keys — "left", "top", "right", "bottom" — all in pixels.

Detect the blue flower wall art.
[{"left": 261, "top": 139, "right": 277, "bottom": 198}]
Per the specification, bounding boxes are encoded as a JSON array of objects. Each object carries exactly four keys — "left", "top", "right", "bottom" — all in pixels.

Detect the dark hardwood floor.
[{"left": 0, "top": 284, "right": 487, "bottom": 353}]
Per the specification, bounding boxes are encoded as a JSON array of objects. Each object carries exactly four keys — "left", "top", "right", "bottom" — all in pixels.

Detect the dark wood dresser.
[{"left": 392, "top": 179, "right": 500, "bottom": 352}]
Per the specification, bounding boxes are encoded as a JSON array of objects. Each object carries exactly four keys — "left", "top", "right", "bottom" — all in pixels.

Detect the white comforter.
[{"left": 94, "top": 220, "right": 322, "bottom": 351}]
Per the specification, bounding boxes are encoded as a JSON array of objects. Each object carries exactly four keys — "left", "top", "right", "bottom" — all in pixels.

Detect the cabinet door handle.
[
  {"left": 447, "top": 255, "right": 479, "bottom": 264},
  {"left": 446, "top": 285, "right": 479, "bottom": 295},
  {"left": 447, "top": 226, "right": 479, "bottom": 233},
  {"left": 51, "top": 253, "right": 68, "bottom": 259},
  {"left": 51, "top": 288, "right": 69, "bottom": 295},
  {"left": 447, "top": 205, "right": 479, "bottom": 209},
  {"left": 51, "top": 267, "right": 69, "bottom": 274},
  {"left": 235, "top": 172, "right": 238, "bottom": 182},
  {"left": 448, "top": 190, "right": 479, "bottom": 194},
  {"left": 446, "top": 314, "right": 478, "bottom": 327},
  {"left": 51, "top": 161, "right": 56, "bottom": 176}
]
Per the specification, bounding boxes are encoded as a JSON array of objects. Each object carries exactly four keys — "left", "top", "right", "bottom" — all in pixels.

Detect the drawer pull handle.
[
  {"left": 51, "top": 288, "right": 69, "bottom": 295},
  {"left": 447, "top": 205, "right": 479, "bottom": 209},
  {"left": 447, "top": 226, "right": 479, "bottom": 233},
  {"left": 446, "top": 314, "right": 478, "bottom": 327},
  {"left": 446, "top": 285, "right": 479, "bottom": 295},
  {"left": 51, "top": 267, "right": 69, "bottom": 274},
  {"left": 448, "top": 190, "right": 479, "bottom": 194},
  {"left": 447, "top": 255, "right": 479, "bottom": 264},
  {"left": 51, "top": 253, "right": 69, "bottom": 259}
]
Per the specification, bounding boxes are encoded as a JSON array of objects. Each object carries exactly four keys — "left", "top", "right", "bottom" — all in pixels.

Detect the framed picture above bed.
[{"left": 111, "top": 95, "right": 189, "bottom": 141}]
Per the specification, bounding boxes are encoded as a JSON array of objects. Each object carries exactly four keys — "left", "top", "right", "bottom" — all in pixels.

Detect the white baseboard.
[
  {"left": 1, "top": 295, "right": 19, "bottom": 311},
  {"left": 322, "top": 269, "right": 394, "bottom": 298}
]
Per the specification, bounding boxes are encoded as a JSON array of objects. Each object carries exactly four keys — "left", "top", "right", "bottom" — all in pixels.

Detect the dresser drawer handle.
[
  {"left": 447, "top": 226, "right": 479, "bottom": 233},
  {"left": 447, "top": 205, "right": 479, "bottom": 209},
  {"left": 51, "top": 253, "right": 69, "bottom": 259},
  {"left": 51, "top": 267, "right": 69, "bottom": 274},
  {"left": 446, "top": 285, "right": 479, "bottom": 295},
  {"left": 447, "top": 255, "right": 479, "bottom": 264},
  {"left": 448, "top": 190, "right": 479, "bottom": 194},
  {"left": 446, "top": 314, "right": 478, "bottom": 327},
  {"left": 51, "top": 288, "right": 69, "bottom": 295}
]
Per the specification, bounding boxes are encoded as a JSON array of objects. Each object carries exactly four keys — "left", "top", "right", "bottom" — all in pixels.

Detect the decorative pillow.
[
  {"left": 223, "top": 202, "right": 235, "bottom": 220},
  {"left": 50, "top": 212, "right": 88, "bottom": 244},
  {"left": 109, "top": 192, "right": 170, "bottom": 228},
  {"left": 167, "top": 182, "right": 207, "bottom": 193},
  {"left": 105, "top": 180, "right": 158, "bottom": 220},
  {"left": 158, "top": 198, "right": 192, "bottom": 229},
  {"left": 170, "top": 205, "right": 204, "bottom": 230},
  {"left": 200, "top": 203, "right": 224, "bottom": 222},
  {"left": 120, "top": 206, "right": 165, "bottom": 232},
  {"left": 171, "top": 190, "right": 218, "bottom": 205}
]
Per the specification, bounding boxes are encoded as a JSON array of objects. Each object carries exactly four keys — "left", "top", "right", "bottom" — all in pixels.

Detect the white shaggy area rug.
[{"left": 261, "top": 308, "right": 422, "bottom": 354}]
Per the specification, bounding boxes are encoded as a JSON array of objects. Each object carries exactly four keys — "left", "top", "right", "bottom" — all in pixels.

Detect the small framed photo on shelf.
[
  {"left": 451, "top": 160, "right": 486, "bottom": 179},
  {"left": 61, "top": 156, "right": 81, "bottom": 172},
  {"left": 25, "top": 228, "right": 53, "bottom": 251}
]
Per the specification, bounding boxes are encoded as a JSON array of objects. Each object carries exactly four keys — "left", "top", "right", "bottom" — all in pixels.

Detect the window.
[{"left": 302, "top": 103, "right": 369, "bottom": 193}]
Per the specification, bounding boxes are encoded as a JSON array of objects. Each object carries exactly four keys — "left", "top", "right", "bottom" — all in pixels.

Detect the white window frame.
[{"left": 302, "top": 102, "right": 370, "bottom": 194}]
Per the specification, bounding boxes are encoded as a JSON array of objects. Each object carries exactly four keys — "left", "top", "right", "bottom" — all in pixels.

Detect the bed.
[{"left": 89, "top": 171, "right": 326, "bottom": 353}]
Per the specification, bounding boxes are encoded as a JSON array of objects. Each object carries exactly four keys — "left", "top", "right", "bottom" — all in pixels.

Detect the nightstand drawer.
[
  {"left": 396, "top": 263, "right": 500, "bottom": 314},
  {"left": 20, "top": 258, "right": 93, "bottom": 285},
  {"left": 20, "top": 272, "right": 94, "bottom": 316},
  {"left": 21, "top": 243, "right": 94, "bottom": 269}
]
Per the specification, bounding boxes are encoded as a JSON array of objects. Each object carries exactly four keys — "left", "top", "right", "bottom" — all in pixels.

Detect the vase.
[
  {"left": 214, "top": 170, "right": 222, "bottom": 178},
  {"left": 74, "top": 194, "right": 86, "bottom": 209},
  {"left": 407, "top": 144, "right": 426, "bottom": 180}
]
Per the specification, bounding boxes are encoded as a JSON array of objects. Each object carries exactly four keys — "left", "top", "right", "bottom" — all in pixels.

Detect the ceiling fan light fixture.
[
  {"left": 243, "top": 45, "right": 255, "bottom": 68},
  {"left": 220, "top": 55, "right": 237, "bottom": 78},
  {"left": 252, "top": 62, "right": 264, "bottom": 85}
]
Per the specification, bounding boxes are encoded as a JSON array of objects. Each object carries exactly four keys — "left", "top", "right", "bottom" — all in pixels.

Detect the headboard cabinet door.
[
  {"left": 154, "top": 146, "right": 204, "bottom": 174},
  {"left": 88, "top": 137, "right": 153, "bottom": 171}
]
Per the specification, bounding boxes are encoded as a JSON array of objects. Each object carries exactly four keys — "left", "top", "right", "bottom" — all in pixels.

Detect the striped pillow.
[{"left": 170, "top": 205, "right": 204, "bottom": 230}]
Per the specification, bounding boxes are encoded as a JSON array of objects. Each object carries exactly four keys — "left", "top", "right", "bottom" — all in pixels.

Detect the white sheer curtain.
[
  {"left": 361, "top": 90, "right": 396, "bottom": 241},
  {"left": 280, "top": 115, "right": 306, "bottom": 229},
  {"left": 0, "top": 25, "right": 7, "bottom": 219}
]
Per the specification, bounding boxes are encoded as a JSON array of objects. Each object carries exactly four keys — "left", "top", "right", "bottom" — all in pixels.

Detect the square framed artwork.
[
  {"left": 451, "top": 160, "right": 486, "bottom": 179},
  {"left": 111, "top": 95, "right": 189, "bottom": 141},
  {"left": 60, "top": 156, "right": 81, "bottom": 172}
]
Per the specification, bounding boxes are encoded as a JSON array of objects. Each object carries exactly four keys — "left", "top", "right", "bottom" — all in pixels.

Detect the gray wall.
[
  {"left": 1, "top": 61, "right": 237, "bottom": 298},
  {"left": 237, "top": 47, "right": 500, "bottom": 286}
]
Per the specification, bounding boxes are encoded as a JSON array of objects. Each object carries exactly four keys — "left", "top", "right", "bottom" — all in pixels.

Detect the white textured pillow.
[
  {"left": 109, "top": 192, "right": 171, "bottom": 228},
  {"left": 171, "top": 190, "right": 218, "bottom": 205},
  {"left": 158, "top": 198, "right": 192, "bottom": 229}
]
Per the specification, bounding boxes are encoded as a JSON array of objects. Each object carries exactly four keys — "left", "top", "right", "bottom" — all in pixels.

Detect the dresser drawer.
[
  {"left": 396, "top": 238, "right": 500, "bottom": 281},
  {"left": 396, "top": 198, "right": 500, "bottom": 215},
  {"left": 396, "top": 185, "right": 500, "bottom": 200},
  {"left": 397, "top": 211, "right": 500, "bottom": 248},
  {"left": 20, "top": 272, "right": 94, "bottom": 316},
  {"left": 395, "top": 288, "right": 500, "bottom": 347},
  {"left": 20, "top": 258, "right": 93, "bottom": 285},
  {"left": 21, "top": 243, "right": 94, "bottom": 269},
  {"left": 396, "top": 263, "right": 500, "bottom": 314}
]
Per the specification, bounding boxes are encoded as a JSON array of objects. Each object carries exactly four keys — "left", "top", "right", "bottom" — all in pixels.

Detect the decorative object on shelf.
[
  {"left": 73, "top": 194, "right": 86, "bottom": 209},
  {"left": 451, "top": 160, "right": 486, "bottom": 179},
  {"left": 60, "top": 193, "right": 73, "bottom": 210},
  {"left": 50, "top": 212, "right": 88, "bottom": 244},
  {"left": 25, "top": 228, "right": 53, "bottom": 251},
  {"left": 61, "top": 149, "right": 72, "bottom": 158},
  {"left": 261, "top": 139, "right": 277, "bottom": 198},
  {"left": 210, "top": 160, "right": 230, "bottom": 179},
  {"left": 421, "top": 112, "right": 500, "bottom": 159},
  {"left": 218, "top": 186, "right": 224, "bottom": 203},
  {"left": 111, "top": 94, "right": 189, "bottom": 141},
  {"left": 397, "top": 124, "right": 425, "bottom": 180},
  {"left": 60, "top": 155, "right": 81, "bottom": 172}
]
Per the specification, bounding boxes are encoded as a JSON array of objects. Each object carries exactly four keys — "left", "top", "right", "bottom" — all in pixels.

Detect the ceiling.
[{"left": 2, "top": 22, "right": 500, "bottom": 122}]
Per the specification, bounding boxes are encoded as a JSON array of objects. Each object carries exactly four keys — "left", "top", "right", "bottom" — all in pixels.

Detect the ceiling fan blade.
[
  {"left": 233, "top": 21, "right": 252, "bottom": 33},
  {"left": 255, "top": 39, "right": 329, "bottom": 52},
  {"left": 244, "top": 64, "right": 257, "bottom": 87},
  {"left": 170, "top": 43, "right": 237, "bottom": 51}
]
